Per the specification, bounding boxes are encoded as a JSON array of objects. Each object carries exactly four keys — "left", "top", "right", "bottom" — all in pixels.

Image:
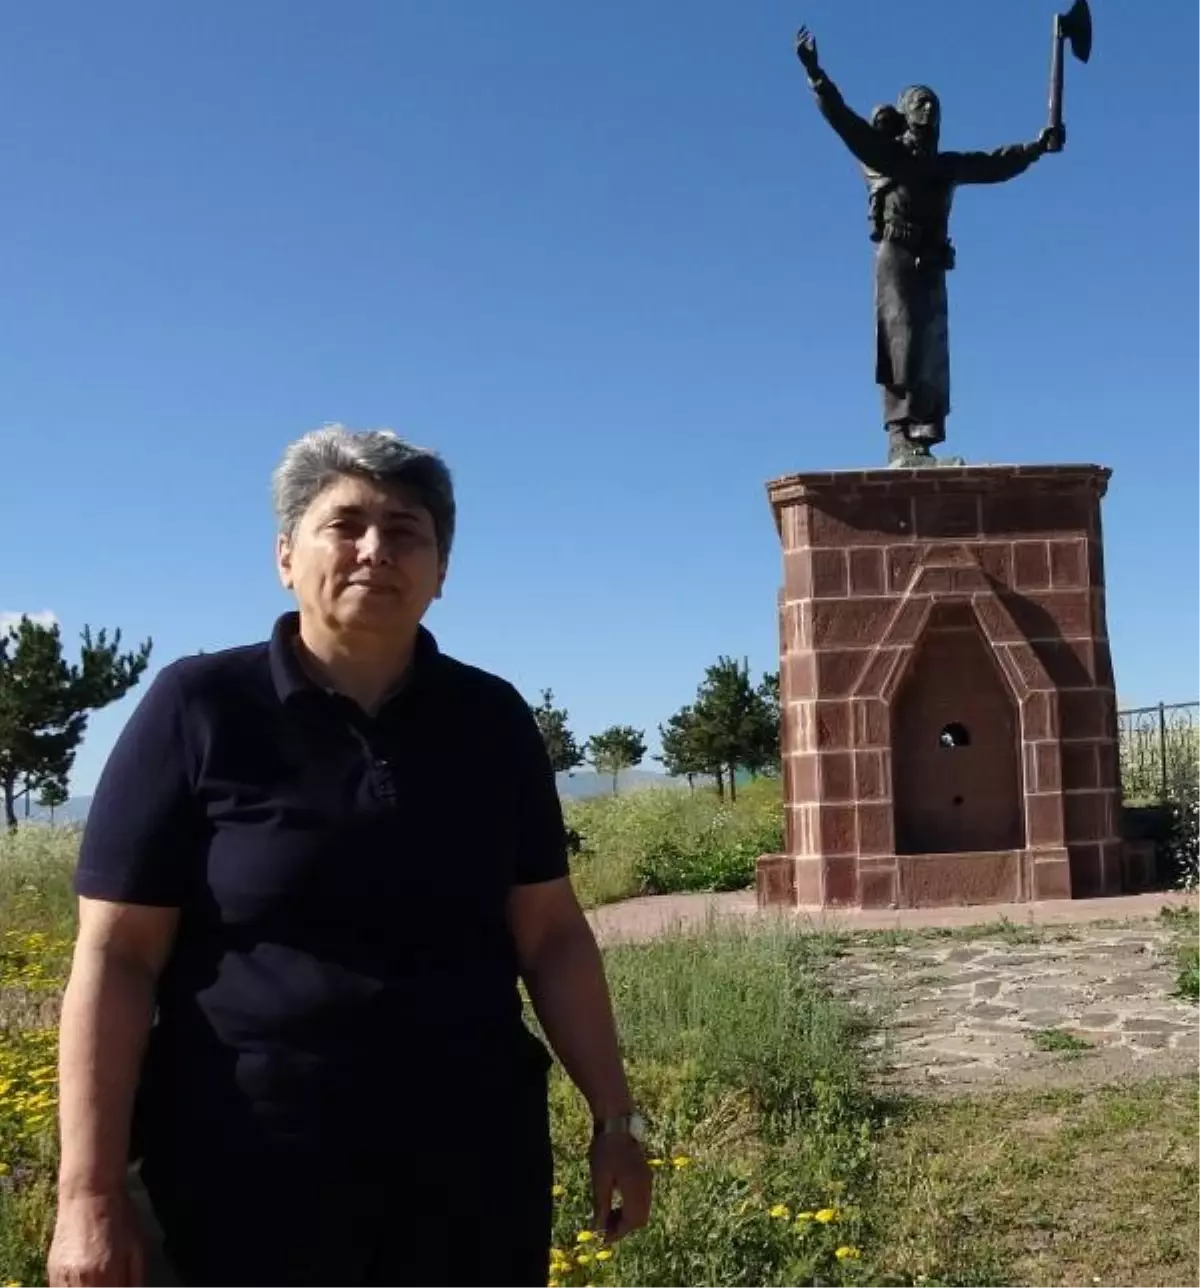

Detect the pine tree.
[{"left": 0, "top": 616, "right": 152, "bottom": 829}]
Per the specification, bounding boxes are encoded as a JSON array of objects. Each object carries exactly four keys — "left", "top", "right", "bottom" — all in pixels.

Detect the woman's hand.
[{"left": 47, "top": 1189, "right": 146, "bottom": 1287}]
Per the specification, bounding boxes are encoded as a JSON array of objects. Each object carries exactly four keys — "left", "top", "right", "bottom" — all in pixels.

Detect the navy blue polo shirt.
[{"left": 76, "top": 613, "right": 568, "bottom": 1166}]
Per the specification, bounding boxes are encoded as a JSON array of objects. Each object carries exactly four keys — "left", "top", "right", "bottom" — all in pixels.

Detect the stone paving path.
[{"left": 836, "top": 922, "right": 1199, "bottom": 1094}]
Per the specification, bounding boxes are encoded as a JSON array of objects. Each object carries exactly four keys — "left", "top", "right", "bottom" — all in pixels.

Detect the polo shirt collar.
[{"left": 268, "top": 611, "right": 441, "bottom": 706}]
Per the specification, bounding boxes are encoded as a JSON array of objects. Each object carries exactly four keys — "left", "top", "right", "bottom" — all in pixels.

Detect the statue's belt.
[{"left": 873, "top": 222, "right": 957, "bottom": 271}]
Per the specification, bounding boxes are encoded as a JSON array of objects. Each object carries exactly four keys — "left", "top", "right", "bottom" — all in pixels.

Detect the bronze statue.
[{"left": 795, "top": 18, "right": 1086, "bottom": 466}]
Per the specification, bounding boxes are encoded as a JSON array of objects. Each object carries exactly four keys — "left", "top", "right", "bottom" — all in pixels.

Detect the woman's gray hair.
[{"left": 272, "top": 425, "right": 456, "bottom": 557}]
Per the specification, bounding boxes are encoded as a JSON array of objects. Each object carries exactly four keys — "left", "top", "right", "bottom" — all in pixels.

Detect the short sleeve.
[
  {"left": 75, "top": 665, "right": 208, "bottom": 906},
  {"left": 504, "top": 687, "right": 569, "bottom": 886}
]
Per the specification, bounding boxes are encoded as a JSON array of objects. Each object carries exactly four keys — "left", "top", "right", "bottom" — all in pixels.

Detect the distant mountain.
[
  {"left": 14, "top": 774, "right": 682, "bottom": 825},
  {"left": 23, "top": 795, "right": 92, "bottom": 826},
  {"left": 556, "top": 769, "right": 684, "bottom": 800}
]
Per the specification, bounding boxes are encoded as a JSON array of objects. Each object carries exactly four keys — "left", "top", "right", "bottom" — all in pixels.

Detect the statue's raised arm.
[
  {"left": 795, "top": 27, "right": 922, "bottom": 181},
  {"left": 943, "top": 126, "right": 1064, "bottom": 186}
]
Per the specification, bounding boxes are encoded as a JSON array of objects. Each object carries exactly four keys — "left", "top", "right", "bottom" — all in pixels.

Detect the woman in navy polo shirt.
[{"left": 48, "top": 426, "right": 651, "bottom": 1287}]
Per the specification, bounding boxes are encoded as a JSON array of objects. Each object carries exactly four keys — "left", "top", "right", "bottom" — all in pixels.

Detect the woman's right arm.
[
  {"left": 796, "top": 25, "right": 917, "bottom": 179},
  {"left": 49, "top": 899, "right": 178, "bottom": 1287}
]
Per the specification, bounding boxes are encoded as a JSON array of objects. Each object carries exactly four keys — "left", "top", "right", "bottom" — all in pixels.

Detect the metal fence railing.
[{"left": 1117, "top": 701, "right": 1199, "bottom": 804}]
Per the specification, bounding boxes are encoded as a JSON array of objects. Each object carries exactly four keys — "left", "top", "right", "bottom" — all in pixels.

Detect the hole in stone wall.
[{"left": 939, "top": 722, "right": 971, "bottom": 749}]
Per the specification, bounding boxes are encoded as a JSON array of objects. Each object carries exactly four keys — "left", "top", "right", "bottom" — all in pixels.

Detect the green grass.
[
  {"left": 1029, "top": 1028, "right": 1094, "bottom": 1055},
  {"left": 865, "top": 1079, "right": 1200, "bottom": 1288},
  {"left": 564, "top": 778, "right": 782, "bottom": 908}
]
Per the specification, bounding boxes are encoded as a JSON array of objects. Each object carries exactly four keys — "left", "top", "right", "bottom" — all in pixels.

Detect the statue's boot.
[{"left": 887, "top": 426, "right": 933, "bottom": 468}]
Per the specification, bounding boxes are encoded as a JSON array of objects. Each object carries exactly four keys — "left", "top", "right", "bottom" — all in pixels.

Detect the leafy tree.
[
  {"left": 691, "top": 656, "right": 780, "bottom": 802},
  {"left": 37, "top": 778, "right": 70, "bottom": 824},
  {"left": 0, "top": 616, "right": 152, "bottom": 830},
  {"left": 657, "top": 704, "right": 714, "bottom": 793},
  {"left": 585, "top": 725, "right": 647, "bottom": 796},
  {"left": 530, "top": 688, "right": 584, "bottom": 775},
  {"left": 746, "top": 671, "right": 782, "bottom": 777}
]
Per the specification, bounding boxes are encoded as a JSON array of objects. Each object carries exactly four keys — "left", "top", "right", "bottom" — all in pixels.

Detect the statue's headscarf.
[{"left": 896, "top": 84, "right": 941, "bottom": 150}]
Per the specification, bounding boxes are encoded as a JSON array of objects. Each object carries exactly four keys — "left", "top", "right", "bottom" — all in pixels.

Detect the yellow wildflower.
[
  {"left": 769, "top": 1203, "right": 791, "bottom": 1219},
  {"left": 795, "top": 1210, "right": 815, "bottom": 1221},
  {"left": 671, "top": 1155, "right": 692, "bottom": 1169},
  {"left": 815, "top": 1207, "right": 838, "bottom": 1224},
  {"left": 647, "top": 1157, "right": 665, "bottom": 1168},
  {"left": 551, "top": 1184, "right": 566, "bottom": 1198},
  {"left": 836, "top": 1246, "right": 861, "bottom": 1261},
  {"left": 595, "top": 1249, "right": 613, "bottom": 1262},
  {"left": 550, "top": 1248, "right": 567, "bottom": 1261},
  {"left": 576, "top": 1229, "right": 597, "bottom": 1243},
  {"left": 577, "top": 1253, "right": 593, "bottom": 1266},
  {"left": 548, "top": 1281, "right": 561, "bottom": 1287},
  {"left": 0, "top": 1163, "right": 9, "bottom": 1176}
]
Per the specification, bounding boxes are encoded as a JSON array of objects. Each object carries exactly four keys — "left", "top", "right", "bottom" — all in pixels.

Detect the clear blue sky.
[{"left": 2, "top": 1, "right": 1196, "bottom": 796}]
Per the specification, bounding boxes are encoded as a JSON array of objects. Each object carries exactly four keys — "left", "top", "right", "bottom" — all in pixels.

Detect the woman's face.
[{"left": 276, "top": 472, "right": 444, "bottom": 639}]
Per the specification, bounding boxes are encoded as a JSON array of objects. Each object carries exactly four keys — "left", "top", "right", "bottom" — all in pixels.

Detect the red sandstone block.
[
  {"left": 1049, "top": 539, "right": 1087, "bottom": 589},
  {"left": 1013, "top": 541, "right": 1051, "bottom": 590},
  {"left": 819, "top": 751, "right": 855, "bottom": 803},
  {"left": 779, "top": 601, "right": 813, "bottom": 652},
  {"left": 973, "top": 595, "right": 1023, "bottom": 644},
  {"left": 808, "top": 493, "right": 916, "bottom": 548},
  {"left": 854, "top": 750, "right": 889, "bottom": 801},
  {"left": 853, "top": 698, "right": 889, "bottom": 748},
  {"left": 1031, "top": 856, "right": 1071, "bottom": 900},
  {"left": 1059, "top": 689, "right": 1109, "bottom": 740},
  {"left": 856, "top": 802, "right": 893, "bottom": 856},
  {"left": 823, "top": 855, "right": 859, "bottom": 904},
  {"left": 981, "top": 492, "right": 1094, "bottom": 538},
  {"left": 1094, "top": 641, "right": 1115, "bottom": 689},
  {"left": 1027, "top": 792, "right": 1065, "bottom": 847},
  {"left": 784, "top": 550, "right": 812, "bottom": 601},
  {"left": 1086, "top": 538, "right": 1105, "bottom": 587},
  {"left": 976, "top": 541, "right": 1013, "bottom": 589},
  {"left": 1064, "top": 790, "right": 1112, "bottom": 843},
  {"left": 858, "top": 863, "right": 897, "bottom": 908},
  {"left": 782, "top": 652, "right": 816, "bottom": 703},
  {"left": 1021, "top": 691, "right": 1058, "bottom": 740},
  {"left": 814, "top": 648, "right": 870, "bottom": 697},
  {"left": 756, "top": 855, "right": 795, "bottom": 907},
  {"left": 857, "top": 647, "right": 902, "bottom": 698},
  {"left": 1090, "top": 588, "right": 1111, "bottom": 642},
  {"left": 1028, "top": 740, "right": 1062, "bottom": 793},
  {"left": 920, "top": 565, "right": 960, "bottom": 594},
  {"left": 814, "top": 700, "right": 852, "bottom": 750},
  {"left": 848, "top": 547, "right": 887, "bottom": 596},
  {"left": 1036, "top": 638, "right": 1095, "bottom": 689},
  {"left": 790, "top": 752, "right": 819, "bottom": 803},
  {"left": 818, "top": 805, "right": 858, "bottom": 857},
  {"left": 887, "top": 597, "right": 931, "bottom": 646},
  {"left": 927, "top": 601, "right": 976, "bottom": 631},
  {"left": 792, "top": 703, "right": 819, "bottom": 755},
  {"left": 794, "top": 857, "right": 822, "bottom": 905},
  {"left": 1003, "top": 644, "right": 1046, "bottom": 693},
  {"left": 810, "top": 548, "right": 849, "bottom": 597},
  {"left": 1096, "top": 739, "right": 1119, "bottom": 791},
  {"left": 1003, "top": 590, "right": 1093, "bottom": 641},
  {"left": 887, "top": 545, "right": 922, "bottom": 594},
  {"left": 1068, "top": 842, "right": 1103, "bottom": 898},
  {"left": 790, "top": 804, "right": 816, "bottom": 857},
  {"left": 915, "top": 493, "right": 981, "bottom": 539},
  {"left": 1060, "top": 740, "right": 1099, "bottom": 791},
  {"left": 811, "top": 599, "right": 894, "bottom": 650},
  {"left": 1099, "top": 840, "right": 1125, "bottom": 893}
]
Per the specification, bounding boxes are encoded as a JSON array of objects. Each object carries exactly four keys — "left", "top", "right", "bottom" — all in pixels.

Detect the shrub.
[
  {"left": 565, "top": 780, "right": 783, "bottom": 906},
  {"left": 545, "top": 923, "right": 878, "bottom": 1287}
]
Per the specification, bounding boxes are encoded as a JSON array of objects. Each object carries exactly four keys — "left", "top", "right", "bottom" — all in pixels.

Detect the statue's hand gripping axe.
[{"left": 1046, "top": 0, "right": 1092, "bottom": 152}]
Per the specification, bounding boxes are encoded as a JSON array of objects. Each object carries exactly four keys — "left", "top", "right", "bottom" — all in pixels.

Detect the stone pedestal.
[{"left": 756, "top": 464, "right": 1123, "bottom": 910}]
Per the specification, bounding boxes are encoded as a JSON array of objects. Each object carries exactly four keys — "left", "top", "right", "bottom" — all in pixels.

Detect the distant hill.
[
  {"left": 15, "top": 774, "right": 679, "bottom": 825},
  {"left": 22, "top": 796, "right": 92, "bottom": 826},
  {"left": 556, "top": 769, "right": 685, "bottom": 800}
]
